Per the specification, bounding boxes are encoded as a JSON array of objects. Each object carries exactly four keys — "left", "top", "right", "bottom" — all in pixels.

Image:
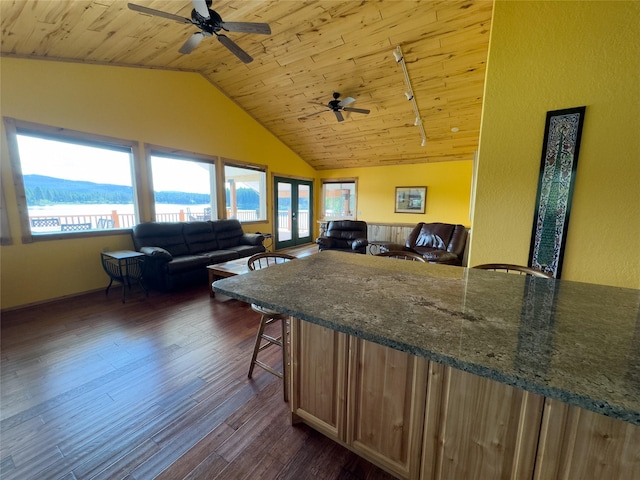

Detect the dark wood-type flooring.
[{"left": 0, "top": 250, "right": 395, "bottom": 479}]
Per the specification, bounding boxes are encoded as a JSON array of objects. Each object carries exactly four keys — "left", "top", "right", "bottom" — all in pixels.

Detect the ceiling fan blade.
[
  {"left": 217, "top": 34, "right": 253, "bottom": 63},
  {"left": 334, "top": 111, "right": 345, "bottom": 122},
  {"left": 299, "top": 110, "right": 329, "bottom": 120},
  {"left": 191, "top": 0, "right": 210, "bottom": 19},
  {"left": 179, "top": 32, "right": 204, "bottom": 54},
  {"left": 127, "top": 3, "right": 191, "bottom": 24},
  {"left": 221, "top": 21, "right": 271, "bottom": 35},
  {"left": 343, "top": 107, "right": 370, "bottom": 114},
  {"left": 338, "top": 96, "right": 356, "bottom": 107}
]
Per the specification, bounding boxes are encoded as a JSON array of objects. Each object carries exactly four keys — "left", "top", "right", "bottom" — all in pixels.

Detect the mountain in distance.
[{"left": 23, "top": 174, "right": 258, "bottom": 208}]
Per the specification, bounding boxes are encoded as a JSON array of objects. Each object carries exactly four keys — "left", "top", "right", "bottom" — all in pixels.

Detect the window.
[
  {"left": 149, "top": 151, "right": 218, "bottom": 222},
  {"left": 224, "top": 163, "right": 267, "bottom": 222},
  {"left": 5, "top": 118, "right": 139, "bottom": 241},
  {"left": 321, "top": 179, "right": 357, "bottom": 219}
]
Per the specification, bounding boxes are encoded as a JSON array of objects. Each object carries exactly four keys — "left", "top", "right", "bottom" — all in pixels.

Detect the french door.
[{"left": 274, "top": 176, "right": 313, "bottom": 250}]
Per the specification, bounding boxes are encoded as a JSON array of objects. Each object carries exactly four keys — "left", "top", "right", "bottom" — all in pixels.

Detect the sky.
[{"left": 17, "top": 134, "right": 212, "bottom": 193}]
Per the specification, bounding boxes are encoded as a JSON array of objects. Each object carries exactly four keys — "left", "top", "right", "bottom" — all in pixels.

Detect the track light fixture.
[{"left": 393, "top": 45, "right": 426, "bottom": 147}]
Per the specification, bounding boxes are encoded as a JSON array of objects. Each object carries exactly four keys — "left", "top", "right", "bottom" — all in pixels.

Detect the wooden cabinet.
[
  {"left": 534, "top": 398, "right": 640, "bottom": 480},
  {"left": 290, "top": 318, "right": 348, "bottom": 440},
  {"left": 290, "top": 318, "right": 427, "bottom": 480},
  {"left": 420, "top": 365, "right": 544, "bottom": 480},
  {"left": 347, "top": 338, "right": 427, "bottom": 479},
  {"left": 290, "top": 318, "right": 640, "bottom": 480}
]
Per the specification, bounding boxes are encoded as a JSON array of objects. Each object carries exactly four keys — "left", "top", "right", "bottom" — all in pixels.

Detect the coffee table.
[{"left": 207, "top": 257, "right": 251, "bottom": 297}]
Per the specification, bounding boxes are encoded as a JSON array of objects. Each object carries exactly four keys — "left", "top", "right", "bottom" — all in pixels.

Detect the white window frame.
[{"left": 4, "top": 118, "right": 143, "bottom": 242}]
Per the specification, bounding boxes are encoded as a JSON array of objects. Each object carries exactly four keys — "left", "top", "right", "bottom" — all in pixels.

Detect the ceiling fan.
[
  {"left": 302, "top": 92, "right": 371, "bottom": 122},
  {"left": 127, "top": 0, "right": 271, "bottom": 64}
]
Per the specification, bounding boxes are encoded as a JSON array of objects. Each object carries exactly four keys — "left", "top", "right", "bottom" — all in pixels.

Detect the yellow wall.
[
  {"left": 319, "top": 161, "right": 472, "bottom": 226},
  {"left": 471, "top": 1, "right": 640, "bottom": 288},
  {"left": 0, "top": 58, "right": 315, "bottom": 309},
  {"left": 6, "top": 0, "right": 637, "bottom": 307}
]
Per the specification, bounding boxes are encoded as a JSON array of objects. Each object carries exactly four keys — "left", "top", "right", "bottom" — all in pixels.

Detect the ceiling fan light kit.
[{"left": 393, "top": 45, "right": 427, "bottom": 147}]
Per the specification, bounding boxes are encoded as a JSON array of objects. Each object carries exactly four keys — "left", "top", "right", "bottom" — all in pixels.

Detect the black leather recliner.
[
  {"left": 403, "top": 222, "right": 468, "bottom": 265},
  {"left": 316, "top": 220, "right": 368, "bottom": 254}
]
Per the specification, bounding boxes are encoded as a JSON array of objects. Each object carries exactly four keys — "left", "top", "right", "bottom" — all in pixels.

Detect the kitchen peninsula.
[{"left": 213, "top": 251, "right": 640, "bottom": 480}]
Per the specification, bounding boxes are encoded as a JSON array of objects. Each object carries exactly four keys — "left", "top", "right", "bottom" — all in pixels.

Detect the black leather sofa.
[
  {"left": 131, "top": 219, "right": 265, "bottom": 291},
  {"left": 316, "top": 220, "right": 368, "bottom": 254}
]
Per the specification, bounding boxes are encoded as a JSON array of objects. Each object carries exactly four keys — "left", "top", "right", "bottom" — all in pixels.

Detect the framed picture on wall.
[{"left": 395, "top": 186, "right": 427, "bottom": 214}]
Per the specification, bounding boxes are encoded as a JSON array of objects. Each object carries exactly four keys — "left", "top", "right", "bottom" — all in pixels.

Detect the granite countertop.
[{"left": 213, "top": 251, "right": 640, "bottom": 426}]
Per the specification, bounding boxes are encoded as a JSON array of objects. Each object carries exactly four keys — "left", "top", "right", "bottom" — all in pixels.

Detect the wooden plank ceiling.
[{"left": 0, "top": 0, "right": 493, "bottom": 170}]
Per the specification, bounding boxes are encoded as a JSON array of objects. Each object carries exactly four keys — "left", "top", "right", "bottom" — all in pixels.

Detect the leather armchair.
[
  {"left": 316, "top": 220, "right": 368, "bottom": 254},
  {"left": 403, "top": 222, "right": 468, "bottom": 265}
]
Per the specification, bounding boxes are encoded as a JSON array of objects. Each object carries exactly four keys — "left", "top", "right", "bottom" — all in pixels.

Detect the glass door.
[{"left": 274, "top": 176, "right": 313, "bottom": 250}]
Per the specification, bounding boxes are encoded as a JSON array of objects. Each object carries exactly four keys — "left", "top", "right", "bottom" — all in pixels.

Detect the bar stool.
[
  {"left": 473, "top": 263, "right": 552, "bottom": 278},
  {"left": 246, "top": 252, "right": 296, "bottom": 401},
  {"left": 376, "top": 250, "right": 427, "bottom": 262}
]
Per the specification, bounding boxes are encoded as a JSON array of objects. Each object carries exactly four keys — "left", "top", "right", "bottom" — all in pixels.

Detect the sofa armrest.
[
  {"left": 316, "top": 237, "right": 335, "bottom": 249},
  {"left": 139, "top": 246, "right": 173, "bottom": 262},
  {"left": 241, "top": 233, "right": 265, "bottom": 246},
  {"left": 351, "top": 238, "right": 369, "bottom": 250}
]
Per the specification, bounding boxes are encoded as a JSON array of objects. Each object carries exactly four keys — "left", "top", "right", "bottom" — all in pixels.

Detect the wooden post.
[
  {"left": 229, "top": 179, "right": 237, "bottom": 219},
  {"left": 111, "top": 210, "right": 119, "bottom": 228}
]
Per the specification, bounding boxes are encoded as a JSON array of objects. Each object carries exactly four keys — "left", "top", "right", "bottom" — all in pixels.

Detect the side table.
[
  {"left": 100, "top": 250, "right": 147, "bottom": 303},
  {"left": 262, "top": 233, "right": 273, "bottom": 252},
  {"left": 368, "top": 240, "right": 399, "bottom": 255}
]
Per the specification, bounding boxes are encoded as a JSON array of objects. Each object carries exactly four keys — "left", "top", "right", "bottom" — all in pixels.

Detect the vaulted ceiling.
[{"left": 1, "top": 0, "right": 493, "bottom": 170}]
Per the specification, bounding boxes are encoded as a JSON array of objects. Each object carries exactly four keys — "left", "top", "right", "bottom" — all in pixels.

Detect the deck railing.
[{"left": 28, "top": 208, "right": 282, "bottom": 234}]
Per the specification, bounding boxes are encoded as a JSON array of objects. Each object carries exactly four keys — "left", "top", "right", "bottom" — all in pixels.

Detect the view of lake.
[{"left": 28, "top": 203, "right": 211, "bottom": 216}]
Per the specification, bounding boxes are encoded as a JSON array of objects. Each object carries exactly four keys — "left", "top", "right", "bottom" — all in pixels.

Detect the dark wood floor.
[{"left": 0, "top": 265, "right": 396, "bottom": 479}]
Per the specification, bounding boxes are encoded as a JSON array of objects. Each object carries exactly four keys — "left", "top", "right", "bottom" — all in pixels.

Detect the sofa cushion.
[
  {"left": 164, "top": 255, "right": 211, "bottom": 274},
  {"left": 183, "top": 221, "right": 218, "bottom": 254},
  {"left": 132, "top": 222, "right": 189, "bottom": 256},
  {"left": 211, "top": 219, "right": 245, "bottom": 249},
  {"left": 198, "top": 250, "right": 240, "bottom": 264}
]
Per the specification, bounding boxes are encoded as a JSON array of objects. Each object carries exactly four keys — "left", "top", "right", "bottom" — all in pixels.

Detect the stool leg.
[
  {"left": 248, "top": 315, "right": 268, "bottom": 379},
  {"left": 281, "top": 316, "right": 288, "bottom": 403}
]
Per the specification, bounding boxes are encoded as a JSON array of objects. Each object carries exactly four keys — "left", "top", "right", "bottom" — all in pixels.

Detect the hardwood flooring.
[{"left": 0, "top": 250, "right": 396, "bottom": 480}]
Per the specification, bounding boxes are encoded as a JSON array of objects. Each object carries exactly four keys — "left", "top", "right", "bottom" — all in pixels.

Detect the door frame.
[{"left": 273, "top": 175, "right": 314, "bottom": 250}]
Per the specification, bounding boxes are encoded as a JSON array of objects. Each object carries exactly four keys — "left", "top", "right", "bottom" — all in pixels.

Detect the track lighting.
[
  {"left": 393, "top": 45, "right": 427, "bottom": 147},
  {"left": 393, "top": 48, "right": 403, "bottom": 63}
]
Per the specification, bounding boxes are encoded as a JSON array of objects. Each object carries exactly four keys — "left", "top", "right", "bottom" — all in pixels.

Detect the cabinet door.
[
  {"left": 534, "top": 398, "right": 640, "bottom": 480},
  {"left": 289, "top": 318, "right": 348, "bottom": 441},
  {"left": 421, "top": 365, "right": 544, "bottom": 480},
  {"left": 347, "top": 337, "right": 428, "bottom": 480}
]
